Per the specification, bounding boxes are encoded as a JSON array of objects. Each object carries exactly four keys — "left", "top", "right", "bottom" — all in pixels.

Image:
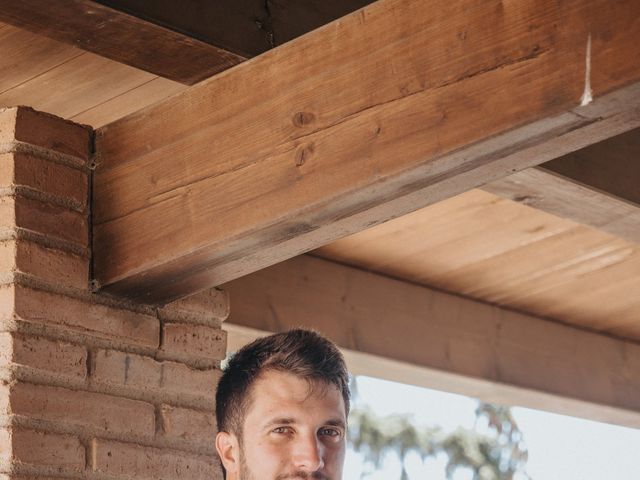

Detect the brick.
[
  {"left": 9, "top": 333, "right": 87, "bottom": 379},
  {"left": 0, "top": 196, "right": 16, "bottom": 229},
  {"left": 0, "top": 240, "right": 17, "bottom": 274},
  {"left": 0, "top": 154, "right": 15, "bottom": 189},
  {"left": 0, "top": 107, "right": 91, "bottom": 162},
  {"left": 91, "top": 439, "right": 220, "bottom": 480},
  {"left": 14, "top": 239, "right": 89, "bottom": 289},
  {"left": 159, "top": 288, "right": 229, "bottom": 324},
  {"left": 0, "top": 428, "right": 12, "bottom": 466},
  {"left": 13, "top": 195, "right": 88, "bottom": 247},
  {"left": 10, "top": 428, "right": 84, "bottom": 472},
  {"left": 0, "top": 152, "right": 88, "bottom": 209},
  {"left": 0, "top": 196, "right": 87, "bottom": 249},
  {"left": 92, "top": 349, "right": 219, "bottom": 400},
  {"left": 93, "top": 349, "right": 162, "bottom": 388},
  {"left": 0, "top": 285, "right": 16, "bottom": 322},
  {"left": 161, "top": 363, "right": 220, "bottom": 399},
  {"left": 10, "top": 383, "right": 155, "bottom": 437},
  {"left": 0, "top": 239, "right": 89, "bottom": 290},
  {"left": 0, "top": 384, "right": 10, "bottom": 417},
  {"left": 0, "top": 333, "right": 11, "bottom": 364},
  {"left": 0, "top": 108, "right": 18, "bottom": 144},
  {"left": 159, "top": 405, "right": 216, "bottom": 445},
  {"left": 161, "top": 323, "right": 226, "bottom": 361},
  {"left": 13, "top": 285, "right": 159, "bottom": 348}
]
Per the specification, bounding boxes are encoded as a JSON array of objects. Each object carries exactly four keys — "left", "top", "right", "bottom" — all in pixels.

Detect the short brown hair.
[{"left": 215, "top": 329, "right": 350, "bottom": 436}]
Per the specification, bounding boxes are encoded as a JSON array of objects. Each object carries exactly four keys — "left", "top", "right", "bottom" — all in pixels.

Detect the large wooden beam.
[
  {"left": 0, "top": 0, "right": 373, "bottom": 84},
  {"left": 486, "top": 129, "right": 640, "bottom": 244},
  {"left": 96, "top": 0, "right": 373, "bottom": 57},
  {"left": 92, "top": 0, "right": 640, "bottom": 303},
  {"left": 0, "top": 0, "right": 245, "bottom": 84},
  {"left": 223, "top": 255, "right": 640, "bottom": 429}
]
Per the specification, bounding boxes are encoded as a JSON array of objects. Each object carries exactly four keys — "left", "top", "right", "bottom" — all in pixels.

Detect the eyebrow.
[
  {"left": 324, "top": 418, "right": 347, "bottom": 430},
  {"left": 265, "top": 417, "right": 296, "bottom": 427},
  {"left": 264, "top": 417, "right": 347, "bottom": 430}
]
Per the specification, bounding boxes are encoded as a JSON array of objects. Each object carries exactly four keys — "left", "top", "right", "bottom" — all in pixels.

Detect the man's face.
[{"left": 217, "top": 369, "right": 347, "bottom": 480}]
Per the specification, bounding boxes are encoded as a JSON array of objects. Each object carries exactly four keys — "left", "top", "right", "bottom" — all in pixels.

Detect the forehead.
[{"left": 243, "top": 370, "right": 346, "bottom": 427}]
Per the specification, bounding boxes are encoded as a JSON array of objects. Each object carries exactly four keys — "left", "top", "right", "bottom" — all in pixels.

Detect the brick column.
[{"left": 0, "top": 107, "right": 228, "bottom": 480}]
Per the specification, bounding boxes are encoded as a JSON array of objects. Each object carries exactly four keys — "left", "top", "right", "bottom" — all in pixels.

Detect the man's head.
[{"left": 215, "top": 329, "right": 350, "bottom": 480}]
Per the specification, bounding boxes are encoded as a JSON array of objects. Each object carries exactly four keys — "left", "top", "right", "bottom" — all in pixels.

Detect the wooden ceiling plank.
[
  {"left": 318, "top": 202, "right": 573, "bottom": 279},
  {"left": 286, "top": 205, "right": 640, "bottom": 341},
  {"left": 508, "top": 251, "right": 640, "bottom": 323},
  {"left": 0, "top": 25, "right": 83, "bottom": 95},
  {"left": 314, "top": 190, "right": 508, "bottom": 269},
  {"left": 440, "top": 227, "right": 633, "bottom": 301},
  {"left": 70, "top": 77, "right": 186, "bottom": 128},
  {"left": 223, "top": 255, "right": 640, "bottom": 429},
  {"left": 0, "top": 52, "right": 156, "bottom": 120},
  {"left": 0, "top": 0, "right": 245, "bottom": 85},
  {"left": 93, "top": 0, "right": 640, "bottom": 303},
  {"left": 312, "top": 189, "right": 640, "bottom": 339},
  {"left": 485, "top": 128, "right": 640, "bottom": 244}
]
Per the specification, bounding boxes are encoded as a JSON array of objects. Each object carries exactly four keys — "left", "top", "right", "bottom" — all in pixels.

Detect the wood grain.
[
  {"left": 98, "top": 0, "right": 373, "bottom": 57},
  {"left": 0, "top": 0, "right": 245, "bottom": 84},
  {"left": 486, "top": 168, "right": 640, "bottom": 244},
  {"left": 94, "top": 0, "right": 640, "bottom": 301},
  {"left": 316, "top": 189, "right": 640, "bottom": 341},
  {"left": 0, "top": 25, "right": 83, "bottom": 94},
  {"left": 224, "top": 255, "right": 640, "bottom": 429},
  {"left": 70, "top": 78, "right": 186, "bottom": 128},
  {"left": 0, "top": 22, "right": 186, "bottom": 128},
  {"left": 0, "top": 52, "right": 156, "bottom": 120},
  {"left": 92, "top": 0, "right": 640, "bottom": 302},
  {"left": 486, "top": 129, "right": 640, "bottom": 243}
]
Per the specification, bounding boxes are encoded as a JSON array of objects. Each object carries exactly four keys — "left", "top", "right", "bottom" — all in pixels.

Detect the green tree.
[{"left": 348, "top": 380, "right": 530, "bottom": 480}]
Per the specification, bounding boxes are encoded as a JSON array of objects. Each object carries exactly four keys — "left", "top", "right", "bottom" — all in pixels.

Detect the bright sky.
[{"left": 345, "top": 375, "right": 640, "bottom": 479}]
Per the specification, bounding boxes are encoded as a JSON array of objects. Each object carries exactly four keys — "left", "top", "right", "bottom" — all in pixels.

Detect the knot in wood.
[
  {"left": 295, "top": 143, "right": 315, "bottom": 166},
  {"left": 292, "top": 111, "right": 315, "bottom": 127}
]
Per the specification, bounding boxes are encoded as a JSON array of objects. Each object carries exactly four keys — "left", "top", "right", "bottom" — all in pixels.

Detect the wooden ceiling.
[
  {"left": 0, "top": 23, "right": 185, "bottom": 127},
  {"left": 315, "top": 189, "right": 640, "bottom": 340},
  {"left": 1, "top": 2, "right": 638, "bottom": 342}
]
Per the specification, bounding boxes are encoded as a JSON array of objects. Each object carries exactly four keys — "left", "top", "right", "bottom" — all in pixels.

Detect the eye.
[
  {"left": 272, "top": 426, "right": 294, "bottom": 435},
  {"left": 319, "top": 427, "right": 342, "bottom": 438}
]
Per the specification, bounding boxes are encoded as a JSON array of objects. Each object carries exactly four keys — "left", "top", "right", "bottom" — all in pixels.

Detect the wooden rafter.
[
  {"left": 0, "top": 0, "right": 373, "bottom": 84},
  {"left": 542, "top": 128, "right": 640, "bottom": 207},
  {"left": 486, "top": 128, "right": 640, "bottom": 244},
  {"left": 224, "top": 255, "right": 640, "bottom": 428},
  {"left": 0, "top": 0, "right": 245, "bottom": 84},
  {"left": 92, "top": 0, "right": 640, "bottom": 302},
  {"left": 96, "top": 0, "right": 374, "bottom": 57}
]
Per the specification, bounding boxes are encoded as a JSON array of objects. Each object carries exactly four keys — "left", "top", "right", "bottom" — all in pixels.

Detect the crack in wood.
[{"left": 286, "top": 44, "right": 551, "bottom": 146}]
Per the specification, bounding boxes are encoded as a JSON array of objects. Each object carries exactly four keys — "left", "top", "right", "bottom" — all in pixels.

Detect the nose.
[{"left": 292, "top": 433, "right": 325, "bottom": 472}]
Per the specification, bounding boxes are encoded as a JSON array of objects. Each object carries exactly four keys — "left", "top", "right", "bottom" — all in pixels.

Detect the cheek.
[
  {"left": 322, "top": 440, "right": 346, "bottom": 472},
  {"left": 243, "top": 438, "right": 290, "bottom": 472}
]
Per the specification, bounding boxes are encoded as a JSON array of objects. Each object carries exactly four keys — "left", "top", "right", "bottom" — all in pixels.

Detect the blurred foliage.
[{"left": 348, "top": 381, "right": 530, "bottom": 480}]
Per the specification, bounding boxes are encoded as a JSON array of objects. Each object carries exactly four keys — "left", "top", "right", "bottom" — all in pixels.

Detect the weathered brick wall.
[{"left": 0, "top": 107, "right": 228, "bottom": 479}]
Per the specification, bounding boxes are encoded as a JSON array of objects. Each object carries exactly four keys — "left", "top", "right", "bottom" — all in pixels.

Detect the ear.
[{"left": 216, "top": 431, "right": 240, "bottom": 476}]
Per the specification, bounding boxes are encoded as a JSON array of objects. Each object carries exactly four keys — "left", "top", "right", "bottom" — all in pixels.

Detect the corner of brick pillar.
[{"left": 0, "top": 106, "right": 228, "bottom": 479}]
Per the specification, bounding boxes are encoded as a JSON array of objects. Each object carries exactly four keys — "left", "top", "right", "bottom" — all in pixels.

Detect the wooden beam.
[
  {"left": 92, "top": 0, "right": 640, "bottom": 303},
  {"left": 485, "top": 129, "right": 640, "bottom": 244},
  {"left": 0, "top": 0, "right": 373, "bottom": 83},
  {"left": 0, "top": 0, "right": 245, "bottom": 85},
  {"left": 96, "top": 0, "right": 374, "bottom": 57},
  {"left": 542, "top": 128, "right": 640, "bottom": 206},
  {"left": 223, "top": 255, "right": 640, "bottom": 429}
]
